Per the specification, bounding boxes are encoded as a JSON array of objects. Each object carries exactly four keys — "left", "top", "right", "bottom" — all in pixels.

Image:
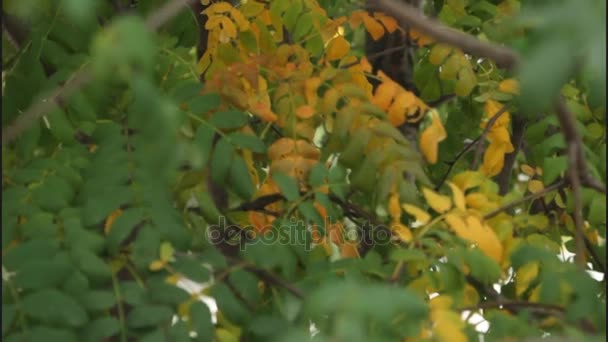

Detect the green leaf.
[
  {"left": 229, "top": 155, "right": 255, "bottom": 200},
  {"left": 293, "top": 12, "right": 313, "bottom": 41},
  {"left": 190, "top": 302, "right": 214, "bottom": 341},
  {"left": 187, "top": 93, "right": 221, "bottom": 114},
  {"left": 70, "top": 247, "right": 112, "bottom": 284},
  {"left": 463, "top": 248, "right": 501, "bottom": 285},
  {"left": 228, "top": 269, "right": 260, "bottom": 305},
  {"left": 120, "top": 281, "right": 147, "bottom": 306},
  {"left": 173, "top": 258, "right": 211, "bottom": 283},
  {"left": 13, "top": 258, "right": 72, "bottom": 290},
  {"left": 272, "top": 172, "right": 300, "bottom": 201},
  {"left": 22, "top": 289, "right": 89, "bottom": 327},
  {"left": 106, "top": 208, "right": 146, "bottom": 255},
  {"left": 47, "top": 108, "right": 75, "bottom": 144},
  {"left": 588, "top": 196, "right": 606, "bottom": 225},
  {"left": 194, "top": 124, "right": 215, "bottom": 167},
  {"left": 3, "top": 239, "right": 60, "bottom": 270},
  {"left": 208, "top": 110, "right": 249, "bottom": 130},
  {"left": 147, "top": 280, "right": 190, "bottom": 305},
  {"left": 211, "top": 283, "right": 251, "bottom": 324},
  {"left": 80, "top": 317, "right": 120, "bottom": 342},
  {"left": 31, "top": 175, "right": 75, "bottom": 212},
  {"left": 127, "top": 305, "right": 174, "bottom": 328},
  {"left": 2, "top": 304, "right": 16, "bottom": 335},
  {"left": 542, "top": 156, "right": 568, "bottom": 185},
  {"left": 78, "top": 290, "right": 116, "bottom": 312},
  {"left": 228, "top": 132, "right": 266, "bottom": 153},
  {"left": 211, "top": 137, "right": 235, "bottom": 184}
]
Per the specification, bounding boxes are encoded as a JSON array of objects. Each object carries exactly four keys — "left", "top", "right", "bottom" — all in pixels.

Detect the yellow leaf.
[
  {"left": 465, "top": 193, "right": 489, "bottom": 210},
  {"left": 498, "top": 78, "right": 520, "bottom": 94},
  {"left": 520, "top": 164, "right": 536, "bottom": 176},
  {"left": 362, "top": 15, "right": 385, "bottom": 41},
  {"left": 469, "top": 216, "right": 503, "bottom": 262},
  {"left": 430, "top": 295, "right": 453, "bottom": 310},
  {"left": 462, "top": 284, "right": 480, "bottom": 306},
  {"left": 481, "top": 142, "right": 509, "bottom": 177},
  {"left": 104, "top": 208, "right": 123, "bottom": 235},
  {"left": 451, "top": 171, "right": 484, "bottom": 191},
  {"left": 204, "top": 2, "right": 233, "bottom": 15},
  {"left": 326, "top": 35, "right": 350, "bottom": 61},
  {"left": 422, "top": 187, "right": 452, "bottom": 213},
  {"left": 528, "top": 180, "right": 544, "bottom": 194},
  {"left": 296, "top": 105, "right": 315, "bottom": 119},
  {"left": 429, "top": 44, "right": 452, "bottom": 65},
  {"left": 431, "top": 310, "right": 467, "bottom": 342},
  {"left": 149, "top": 260, "right": 166, "bottom": 271},
  {"left": 392, "top": 223, "right": 413, "bottom": 242},
  {"left": 419, "top": 111, "right": 447, "bottom": 164},
  {"left": 445, "top": 214, "right": 503, "bottom": 263},
  {"left": 515, "top": 262, "right": 539, "bottom": 296},
  {"left": 388, "top": 192, "right": 402, "bottom": 221},
  {"left": 447, "top": 182, "right": 466, "bottom": 211},
  {"left": 402, "top": 204, "right": 431, "bottom": 225}
]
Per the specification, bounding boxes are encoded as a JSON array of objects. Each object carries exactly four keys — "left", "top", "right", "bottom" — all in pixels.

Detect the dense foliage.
[{"left": 2, "top": 0, "right": 606, "bottom": 341}]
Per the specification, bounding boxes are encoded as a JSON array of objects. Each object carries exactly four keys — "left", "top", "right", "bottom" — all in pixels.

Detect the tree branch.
[
  {"left": 483, "top": 180, "right": 567, "bottom": 220},
  {"left": 370, "top": 0, "right": 520, "bottom": 70},
  {"left": 1, "top": 0, "right": 197, "bottom": 146}
]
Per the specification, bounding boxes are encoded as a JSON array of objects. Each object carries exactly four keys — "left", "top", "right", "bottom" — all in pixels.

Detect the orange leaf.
[
  {"left": 498, "top": 78, "right": 520, "bottom": 94},
  {"left": 296, "top": 105, "right": 315, "bottom": 119},
  {"left": 419, "top": 111, "right": 447, "bottom": 164},
  {"left": 409, "top": 29, "right": 434, "bottom": 46},
  {"left": 326, "top": 35, "right": 350, "bottom": 61},
  {"left": 268, "top": 138, "right": 296, "bottom": 160},
  {"left": 373, "top": 81, "right": 399, "bottom": 110},
  {"left": 362, "top": 15, "right": 385, "bottom": 41},
  {"left": 374, "top": 12, "right": 399, "bottom": 33}
]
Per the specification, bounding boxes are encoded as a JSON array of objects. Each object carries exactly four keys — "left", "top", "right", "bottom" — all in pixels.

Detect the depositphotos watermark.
[{"left": 206, "top": 216, "right": 397, "bottom": 251}]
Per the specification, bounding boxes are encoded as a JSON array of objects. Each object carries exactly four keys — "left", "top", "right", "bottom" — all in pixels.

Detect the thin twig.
[
  {"left": 241, "top": 263, "right": 305, "bottom": 299},
  {"left": 371, "top": 0, "right": 520, "bottom": 70},
  {"left": 460, "top": 300, "right": 565, "bottom": 315},
  {"left": 483, "top": 180, "right": 567, "bottom": 220},
  {"left": 1, "top": 0, "right": 197, "bottom": 145}
]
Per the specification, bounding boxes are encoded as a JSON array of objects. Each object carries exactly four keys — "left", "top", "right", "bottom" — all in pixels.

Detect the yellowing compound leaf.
[
  {"left": 422, "top": 187, "right": 452, "bottom": 213},
  {"left": 373, "top": 81, "right": 399, "bottom": 110},
  {"left": 419, "top": 111, "right": 447, "bottom": 164},
  {"left": 326, "top": 35, "right": 350, "bottom": 61},
  {"left": 402, "top": 204, "right": 431, "bottom": 225}
]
